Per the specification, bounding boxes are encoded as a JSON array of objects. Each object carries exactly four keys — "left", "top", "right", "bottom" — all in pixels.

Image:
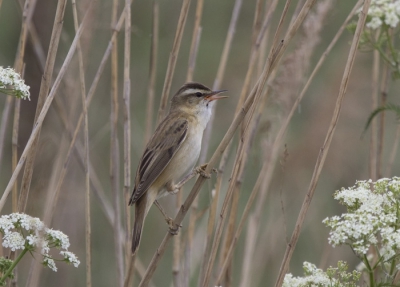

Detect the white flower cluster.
[
  {"left": 283, "top": 261, "right": 360, "bottom": 287},
  {"left": 323, "top": 177, "right": 400, "bottom": 259},
  {"left": 283, "top": 262, "right": 335, "bottom": 286},
  {"left": 365, "top": 0, "right": 400, "bottom": 29},
  {"left": 0, "top": 67, "right": 30, "bottom": 100},
  {"left": 0, "top": 213, "right": 80, "bottom": 272}
]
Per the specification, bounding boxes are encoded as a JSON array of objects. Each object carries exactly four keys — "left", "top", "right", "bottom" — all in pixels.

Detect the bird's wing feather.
[{"left": 129, "top": 116, "right": 188, "bottom": 205}]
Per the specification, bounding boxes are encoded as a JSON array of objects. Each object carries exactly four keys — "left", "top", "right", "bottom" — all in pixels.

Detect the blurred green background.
[{"left": 0, "top": 0, "right": 399, "bottom": 286}]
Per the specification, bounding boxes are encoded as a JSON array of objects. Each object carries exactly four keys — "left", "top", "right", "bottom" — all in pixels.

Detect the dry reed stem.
[
  {"left": 12, "top": 0, "right": 33, "bottom": 210},
  {"left": 71, "top": 1, "right": 92, "bottom": 286},
  {"left": 157, "top": 0, "right": 191, "bottom": 122},
  {"left": 121, "top": 1, "right": 132, "bottom": 285},
  {"left": 370, "top": 48, "right": 379, "bottom": 181},
  {"left": 17, "top": 0, "right": 67, "bottom": 212},
  {"left": 186, "top": 0, "right": 203, "bottom": 82},
  {"left": 144, "top": 1, "right": 159, "bottom": 144},
  {"left": 199, "top": 0, "right": 243, "bottom": 164},
  {"left": 386, "top": 124, "right": 400, "bottom": 176},
  {"left": 124, "top": 256, "right": 135, "bottom": 287},
  {"left": 274, "top": 0, "right": 371, "bottom": 285},
  {"left": 172, "top": 190, "right": 182, "bottom": 287},
  {"left": 109, "top": 0, "right": 125, "bottom": 284},
  {"left": 0, "top": 0, "right": 95, "bottom": 213},
  {"left": 377, "top": 63, "right": 390, "bottom": 178},
  {"left": 182, "top": 0, "right": 204, "bottom": 283}
]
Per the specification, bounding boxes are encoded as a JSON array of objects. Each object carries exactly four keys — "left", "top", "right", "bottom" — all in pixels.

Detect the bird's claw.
[
  {"left": 167, "top": 219, "right": 182, "bottom": 235},
  {"left": 195, "top": 164, "right": 216, "bottom": 179}
]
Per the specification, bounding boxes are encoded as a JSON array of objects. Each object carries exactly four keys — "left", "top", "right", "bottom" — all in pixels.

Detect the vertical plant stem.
[
  {"left": 172, "top": 190, "right": 182, "bottom": 287},
  {"left": 157, "top": 0, "right": 191, "bottom": 122},
  {"left": 186, "top": 0, "right": 203, "bottom": 82},
  {"left": 199, "top": 0, "right": 243, "bottom": 164},
  {"left": 0, "top": 248, "right": 28, "bottom": 286},
  {"left": 122, "top": 0, "right": 132, "bottom": 285},
  {"left": 182, "top": 0, "right": 204, "bottom": 284},
  {"left": 377, "top": 63, "right": 390, "bottom": 178},
  {"left": 71, "top": 1, "right": 91, "bottom": 286},
  {"left": 18, "top": 0, "right": 67, "bottom": 213},
  {"left": 0, "top": 97, "right": 13, "bottom": 177},
  {"left": 11, "top": 98, "right": 20, "bottom": 214},
  {"left": 370, "top": 48, "right": 379, "bottom": 181},
  {"left": 274, "top": 0, "right": 371, "bottom": 285},
  {"left": 144, "top": 1, "right": 159, "bottom": 144},
  {"left": 386, "top": 124, "right": 400, "bottom": 177},
  {"left": 110, "top": 0, "right": 125, "bottom": 284}
]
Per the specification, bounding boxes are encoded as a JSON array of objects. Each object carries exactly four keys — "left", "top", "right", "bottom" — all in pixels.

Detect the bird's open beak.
[{"left": 205, "top": 90, "right": 228, "bottom": 102}]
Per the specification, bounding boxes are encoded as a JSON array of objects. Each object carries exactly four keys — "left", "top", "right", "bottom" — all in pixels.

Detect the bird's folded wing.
[{"left": 129, "top": 117, "right": 188, "bottom": 204}]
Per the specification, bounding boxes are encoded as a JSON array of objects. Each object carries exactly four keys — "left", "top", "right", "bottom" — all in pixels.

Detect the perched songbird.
[{"left": 129, "top": 82, "right": 227, "bottom": 254}]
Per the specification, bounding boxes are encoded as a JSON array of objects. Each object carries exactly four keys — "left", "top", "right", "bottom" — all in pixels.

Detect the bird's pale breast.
[{"left": 153, "top": 119, "right": 203, "bottom": 198}]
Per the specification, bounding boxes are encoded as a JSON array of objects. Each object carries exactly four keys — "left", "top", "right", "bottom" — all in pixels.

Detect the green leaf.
[{"left": 364, "top": 103, "right": 400, "bottom": 134}]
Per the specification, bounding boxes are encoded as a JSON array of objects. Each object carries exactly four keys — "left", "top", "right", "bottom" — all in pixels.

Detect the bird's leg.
[{"left": 154, "top": 200, "right": 182, "bottom": 235}]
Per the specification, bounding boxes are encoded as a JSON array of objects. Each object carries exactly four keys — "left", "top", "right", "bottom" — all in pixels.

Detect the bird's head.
[{"left": 170, "top": 82, "right": 227, "bottom": 115}]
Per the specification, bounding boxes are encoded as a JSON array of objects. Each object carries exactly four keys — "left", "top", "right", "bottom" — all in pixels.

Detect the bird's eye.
[{"left": 195, "top": 92, "right": 202, "bottom": 97}]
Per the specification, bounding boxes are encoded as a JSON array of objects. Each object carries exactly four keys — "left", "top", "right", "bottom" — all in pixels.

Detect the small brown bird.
[{"left": 129, "top": 82, "right": 227, "bottom": 254}]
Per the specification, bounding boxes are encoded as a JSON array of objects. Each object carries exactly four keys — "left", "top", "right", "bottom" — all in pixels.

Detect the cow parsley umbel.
[
  {"left": 348, "top": 0, "right": 400, "bottom": 78},
  {"left": 283, "top": 261, "right": 360, "bottom": 287},
  {"left": 0, "top": 67, "right": 30, "bottom": 100},
  {"left": 0, "top": 213, "right": 80, "bottom": 286},
  {"left": 323, "top": 177, "right": 400, "bottom": 286}
]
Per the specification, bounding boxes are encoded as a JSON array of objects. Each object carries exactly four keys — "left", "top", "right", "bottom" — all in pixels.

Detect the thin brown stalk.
[
  {"left": 274, "top": 0, "right": 371, "bottom": 285},
  {"left": 186, "top": 0, "right": 203, "bottom": 82},
  {"left": 139, "top": 0, "right": 313, "bottom": 278},
  {"left": 0, "top": 0, "right": 96, "bottom": 213},
  {"left": 182, "top": 0, "right": 204, "bottom": 283},
  {"left": 124, "top": 256, "right": 135, "bottom": 287},
  {"left": 110, "top": 0, "right": 125, "bottom": 284},
  {"left": 386, "top": 124, "right": 400, "bottom": 177},
  {"left": 121, "top": 0, "right": 132, "bottom": 285},
  {"left": 157, "top": 0, "right": 191, "bottom": 122},
  {"left": 172, "top": 190, "right": 183, "bottom": 287},
  {"left": 370, "top": 48, "right": 379, "bottom": 181},
  {"left": 12, "top": 99, "right": 20, "bottom": 213},
  {"left": 17, "top": 0, "right": 66, "bottom": 213},
  {"left": 377, "top": 62, "right": 390, "bottom": 178},
  {"left": 71, "top": 1, "right": 91, "bottom": 286},
  {"left": 0, "top": 97, "right": 13, "bottom": 176},
  {"left": 199, "top": 0, "right": 243, "bottom": 164},
  {"left": 144, "top": 1, "right": 159, "bottom": 144}
]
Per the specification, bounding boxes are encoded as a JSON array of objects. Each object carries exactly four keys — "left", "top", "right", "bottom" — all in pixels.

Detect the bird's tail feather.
[{"left": 132, "top": 196, "right": 146, "bottom": 255}]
